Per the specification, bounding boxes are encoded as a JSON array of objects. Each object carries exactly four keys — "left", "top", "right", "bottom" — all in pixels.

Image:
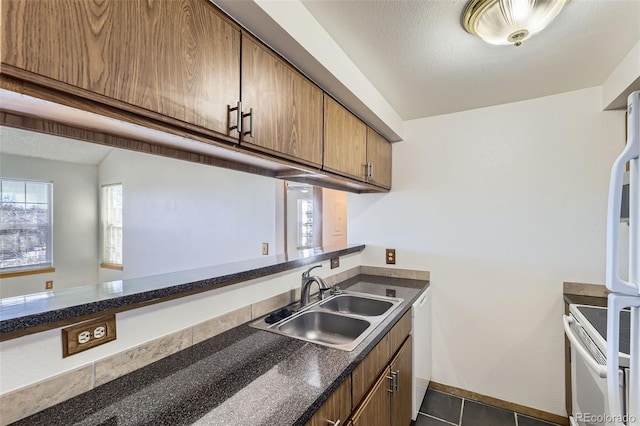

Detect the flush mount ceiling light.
[{"left": 462, "top": 0, "right": 569, "bottom": 46}]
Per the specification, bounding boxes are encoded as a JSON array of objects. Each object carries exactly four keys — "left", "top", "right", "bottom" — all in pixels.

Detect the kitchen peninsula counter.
[
  {"left": 11, "top": 275, "right": 429, "bottom": 426},
  {"left": 1, "top": 245, "right": 364, "bottom": 339}
]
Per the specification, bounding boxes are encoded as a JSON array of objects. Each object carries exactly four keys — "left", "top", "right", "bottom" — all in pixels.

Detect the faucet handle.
[{"left": 302, "top": 264, "right": 322, "bottom": 278}]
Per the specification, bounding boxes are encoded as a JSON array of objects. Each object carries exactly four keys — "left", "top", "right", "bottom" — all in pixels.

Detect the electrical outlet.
[
  {"left": 330, "top": 257, "right": 340, "bottom": 269},
  {"left": 77, "top": 331, "right": 91, "bottom": 344},
  {"left": 262, "top": 242, "right": 269, "bottom": 255},
  {"left": 45, "top": 280, "right": 53, "bottom": 290},
  {"left": 94, "top": 326, "right": 107, "bottom": 339},
  {"left": 62, "top": 315, "right": 117, "bottom": 357},
  {"left": 386, "top": 248, "right": 396, "bottom": 265}
]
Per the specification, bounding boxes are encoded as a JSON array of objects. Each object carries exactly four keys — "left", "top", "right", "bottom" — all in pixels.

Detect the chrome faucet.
[{"left": 300, "top": 265, "right": 330, "bottom": 307}]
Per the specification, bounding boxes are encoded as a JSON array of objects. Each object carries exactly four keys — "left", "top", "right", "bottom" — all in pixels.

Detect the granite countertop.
[
  {"left": 0, "top": 245, "right": 364, "bottom": 337},
  {"left": 12, "top": 275, "right": 429, "bottom": 426}
]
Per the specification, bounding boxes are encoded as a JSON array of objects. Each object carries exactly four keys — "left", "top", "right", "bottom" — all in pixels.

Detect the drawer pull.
[
  {"left": 387, "top": 374, "right": 395, "bottom": 393},
  {"left": 327, "top": 420, "right": 340, "bottom": 426}
]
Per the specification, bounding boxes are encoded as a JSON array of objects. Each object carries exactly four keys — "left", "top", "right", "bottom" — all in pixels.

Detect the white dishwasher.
[{"left": 412, "top": 287, "right": 432, "bottom": 420}]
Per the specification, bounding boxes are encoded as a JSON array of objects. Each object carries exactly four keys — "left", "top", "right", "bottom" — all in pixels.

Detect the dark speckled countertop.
[
  {"left": 0, "top": 245, "right": 364, "bottom": 337},
  {"left": 11, "top": 274, "right": 429, "bottom": 426}
]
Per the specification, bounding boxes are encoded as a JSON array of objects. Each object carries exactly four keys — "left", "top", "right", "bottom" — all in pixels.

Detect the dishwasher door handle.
[{"left": 562, "top": 315, "right": 607, "bottom": 378}]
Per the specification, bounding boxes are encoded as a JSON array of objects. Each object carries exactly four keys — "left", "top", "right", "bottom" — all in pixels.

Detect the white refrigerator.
[{"left": 606, "top": 90, "right": 639, "bottom": 426}]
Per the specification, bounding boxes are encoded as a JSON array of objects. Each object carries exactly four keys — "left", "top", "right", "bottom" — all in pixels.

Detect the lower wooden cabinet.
[
  {"left": 306, "top": 378, "right": 352, "bottom": 426},
  {"left": 351, "top": 368, "right": 392, "bottom": 426},
  {"left": 390, "top": 336, "right": 413, "bottom": 426},
  {"left": 307, "top": 310, "right": 413, "bottom": 426}
]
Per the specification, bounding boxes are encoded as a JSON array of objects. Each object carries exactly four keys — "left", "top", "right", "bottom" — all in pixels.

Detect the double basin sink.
[{"left": 250, "top": 291, "right": 403, "bottom": 351}]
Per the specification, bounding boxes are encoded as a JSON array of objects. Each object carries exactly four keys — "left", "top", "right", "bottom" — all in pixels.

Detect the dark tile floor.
[{"left": 413, "top": 389, "right": 563, "bottom": 426}]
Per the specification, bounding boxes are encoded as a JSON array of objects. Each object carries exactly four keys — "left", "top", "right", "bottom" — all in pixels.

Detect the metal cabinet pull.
[
  {"left": 228, "top": 101, "right": 242, "bottom": 136},
  {"left": 369, "top": 163, "right": 374, "bottom": 178},
  {"left": 242, "top": 108, "right": 254, "bottom": 138},
  {"left": 392, "top": 370, "right": 399, "bottom": 392},
  {"left": 327, "top": 420, "right": 340, "bottom": 426},
  {"left": 387, "top": 374, "right": 395, "bottom": 393}
]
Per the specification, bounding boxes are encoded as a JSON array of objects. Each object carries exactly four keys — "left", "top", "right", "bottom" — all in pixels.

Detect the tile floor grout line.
[
  {"left": 419, "top": 413, "right": 460, "bottom": 426},
  {"left": 459, "top": 397, "right": 465, "bottom": 425}
]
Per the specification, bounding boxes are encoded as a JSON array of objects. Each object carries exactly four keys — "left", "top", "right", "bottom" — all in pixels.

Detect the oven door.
[{"left": 564, "top": 314, "right": 625, "bottom": 426}]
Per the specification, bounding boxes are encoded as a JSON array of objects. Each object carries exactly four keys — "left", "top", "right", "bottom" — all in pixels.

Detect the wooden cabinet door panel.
[
  {"left": 1, "top": 0, "right": 240, "bottom": 138},
  {"left": 306, "top": 378, "right": 352, "bottom": 426},
  {"left": 324, "top": 96, "right": 367, "bottom": 180},
  {"left": 390, "top": 336, "right": 413, "bottom": 426},
  {"left": 242, "top": 35, "right": 323, "bottom": 166},
  {"left": 352, "top": 367, "right": 392, "bottom": 426},
  {"left": 366, "top": 127, "right": 392, "bottom": 188},
  {"left": 352, "top": 334, "right": 390, "bottom": 406},
  {"left": 388, "top": 310, "right": 411, "bottom": 358}
]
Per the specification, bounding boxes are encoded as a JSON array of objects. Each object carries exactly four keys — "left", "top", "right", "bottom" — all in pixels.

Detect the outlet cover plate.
[
  {"left": 386, "top": 248, "right": 396, "bottom": 265},
  {"left": 330, "top": 257, "right": 340, "bottom": 269},
  {"left": 62, "top": 315, "right": 116, "bottom": 357}
]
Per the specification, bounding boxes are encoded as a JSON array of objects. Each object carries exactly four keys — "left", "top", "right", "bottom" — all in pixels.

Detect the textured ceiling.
[
  {"left": 0, "top": 126, "right": 112, "bottom": 165},
  {"left": 301, "top": 0, "right": 640, "bottom": 120}
]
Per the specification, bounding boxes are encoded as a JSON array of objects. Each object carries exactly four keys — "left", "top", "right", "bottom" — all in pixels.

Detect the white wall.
[
  {"left": 0, "top": 154, "right": 99, "bottom": 297},
  {"left": 98, "top": 149, "right": 277, "bottom": 282},
  {"left": 348, "top": 87, "right": 625, "bottom": 416}
]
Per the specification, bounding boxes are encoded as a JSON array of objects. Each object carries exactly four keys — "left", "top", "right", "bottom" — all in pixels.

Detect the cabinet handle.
[
  {"left": 387, "top": 374, "right": 395, "bottom": 393},
  {"left": 392, "top": 370, "right": 399, "bottom": 392},
  {"left": 327, "top": 420, "right": 340, "bottom": 426},
  {"left": 369, "top": 163, "right": 374, "bottom": 178},
  {"left": 228, "top": 101, "right": 242, "bottom": 136},
  {"left": 242, "top": 108, "right": 254, "bottom": 138}
]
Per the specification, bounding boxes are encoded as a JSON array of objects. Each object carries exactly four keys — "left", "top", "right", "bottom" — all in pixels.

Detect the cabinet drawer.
[
  {"left": 388, "top": 310, "right": 411, "bottom": 357},
  {"left": 352, "top": 333, "right": 390, "bottom": 406}
]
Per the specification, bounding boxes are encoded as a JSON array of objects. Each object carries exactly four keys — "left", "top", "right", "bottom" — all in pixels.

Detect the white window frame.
[
  {"left": 101, "top": 183, "right": 123, "bottom": 270},
  {"left": 0, "top": 178, "right": 54, "bottom": 273}
]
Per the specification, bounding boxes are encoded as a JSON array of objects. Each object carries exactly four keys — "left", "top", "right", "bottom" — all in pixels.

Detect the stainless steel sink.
[
  {"left": 250, "top": 290, "right": 403, "bottom": 351},
  {"left": 278, "top": 311, "right": 370, "bottom": 346},
  {"left": 319, "top": 294, "right": 393, "bottom": 316}
]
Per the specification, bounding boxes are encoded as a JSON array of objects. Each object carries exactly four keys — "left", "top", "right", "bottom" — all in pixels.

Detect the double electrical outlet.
[
  {"left": 77, "top": 326, "right": 107, "bottom": 344},
  {"left": 62, "top": 315, "right": 117, "bottom": 357}
]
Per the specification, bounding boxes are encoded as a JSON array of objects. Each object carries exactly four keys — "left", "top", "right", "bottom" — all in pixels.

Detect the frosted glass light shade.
[{"left": 463, "top": 0, "right": 569, "bottom": 46}]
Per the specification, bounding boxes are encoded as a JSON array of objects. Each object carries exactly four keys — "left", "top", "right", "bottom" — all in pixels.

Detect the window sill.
[
  {"left": 100, "top": 263, "right": 123, "bottom": 271},
  {"left": 0, "top": 267, "right": 56, "bottom": 279}
]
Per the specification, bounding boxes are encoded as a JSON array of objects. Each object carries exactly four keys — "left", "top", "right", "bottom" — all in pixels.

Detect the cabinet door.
[
  {"left": 1, "top": 0, "right": 240, "bottom": 139},
  {"left": 390, "top": 336, "right": 413, "bottom": 426},
  {"left": 366, "top": 127, "right": 392, "bottom": 189},
  {"left": 352, "top": 367, "right": 392, "bottom": 426},
  {"left": 324, "top": 96, "right": 367, "bottom": 180},
  {"left": 242, "top": 35, "right": 323, "bottom": 166},
  {"left": 306, "top": 378, "right": 352, "bottom": 426}
]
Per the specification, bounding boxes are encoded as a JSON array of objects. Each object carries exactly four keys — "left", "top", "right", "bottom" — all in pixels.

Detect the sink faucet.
[{"left": 300, "top": 265, "right": 330, "bottom": 307}]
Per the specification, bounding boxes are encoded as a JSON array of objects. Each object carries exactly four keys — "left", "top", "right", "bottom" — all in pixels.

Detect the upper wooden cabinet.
[
  {"left": 366, "top": 127, "right": 393, "bottom": 189},
  {"left": 324, "top": 96, "right": 368, "bottom": 181},
  {"left": 1, "top": 0, "right": 240, "bottom": 141},
  {"left": 241, "top": 35, "right": 323, "bottom": 167}
]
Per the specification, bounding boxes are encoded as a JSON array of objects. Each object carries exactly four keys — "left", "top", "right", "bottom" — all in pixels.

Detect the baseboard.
[{"left": 428, "top": 381, "right": 569, "bottom": 426}]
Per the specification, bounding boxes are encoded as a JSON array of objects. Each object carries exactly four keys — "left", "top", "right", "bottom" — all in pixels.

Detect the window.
[
  {"left": 101, "top": 184, "right": 123, "bottom": 268},
  {"left": 298, "top": 198, "right": 314, "bottom": 249},
  {"left": 0, "top": 179, "right": 53, "bottom": 272}
]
